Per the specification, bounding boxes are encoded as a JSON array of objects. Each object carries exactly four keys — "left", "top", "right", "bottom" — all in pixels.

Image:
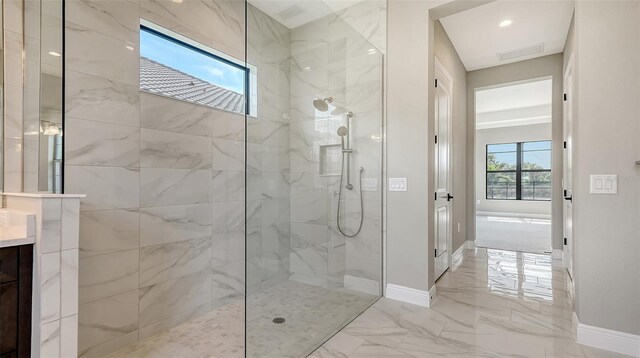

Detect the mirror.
[{"left": 23, "top": 0, "right": 63, "bottom": 193}]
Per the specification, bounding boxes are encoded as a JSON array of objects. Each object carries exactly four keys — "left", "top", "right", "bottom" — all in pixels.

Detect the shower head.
[
  {"left": 337, "top": 126, "right": 348, "bottom": 137},
  {"left": 313, "top": 97, "right": 333, "bottom": 112}
]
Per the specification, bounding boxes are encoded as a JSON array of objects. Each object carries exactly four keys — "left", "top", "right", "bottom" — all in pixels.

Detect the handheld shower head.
[
  {"left": 313, "top": 97, "right": 333, "bottom": 112},
  {"left": 336, "top": 126, "right": 348, "bottom": 137}
]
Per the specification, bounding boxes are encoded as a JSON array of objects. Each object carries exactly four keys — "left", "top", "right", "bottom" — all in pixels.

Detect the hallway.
[{"left": 311, "top": 247, "right": 629, "bottom": 357}]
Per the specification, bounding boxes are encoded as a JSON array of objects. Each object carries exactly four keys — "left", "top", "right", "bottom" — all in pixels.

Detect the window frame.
[
  {"left": 486, "top": 140, "right": 551, "bottom": 201},
  {"left": 139, "top": 22, "right": 252, "bottom": 116}
]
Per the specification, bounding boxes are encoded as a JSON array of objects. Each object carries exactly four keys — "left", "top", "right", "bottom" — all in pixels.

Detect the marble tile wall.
[
  {"left": 64, "top": 0, "right": 247, "bottom": 356},
  {"left": 287, "top": 1, "right": 385, "bottom": 292},
  {"left": 246, "top": 4, "right": 292, "bottom": 295}
]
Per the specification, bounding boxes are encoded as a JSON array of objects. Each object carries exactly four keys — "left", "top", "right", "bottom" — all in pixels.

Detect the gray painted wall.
[
  {"left": 573, "top": 0, "right": 640, "bottom": 335},
  {"left": 466, "top": 54, "right": 564, "bottom": 250},
  {"left": 476, "top": 123, "right": 552, "bottom": 217},
  {"left": 434, "top": 20, "right": 468, "bottom": 255},
  {"left": 387, "top": 0, "right": 437, "bottom": 292}
]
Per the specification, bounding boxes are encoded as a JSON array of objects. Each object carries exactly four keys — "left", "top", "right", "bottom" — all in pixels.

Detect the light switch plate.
[
  {"left": 389, "top": 178, "right": 407, "bottom": 192},
  {"left": 590, "top": 174, "right": 617, "bottom": 194}
]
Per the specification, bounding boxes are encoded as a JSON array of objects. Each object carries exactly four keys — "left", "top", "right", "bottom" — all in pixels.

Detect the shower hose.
[{"left": 337, "top": 153, "right": 364, "bottom": 238}]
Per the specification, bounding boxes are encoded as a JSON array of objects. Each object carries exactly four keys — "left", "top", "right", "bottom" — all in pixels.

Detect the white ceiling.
[
  {"left": 249, "top": 0, "right": 364, "bottom": 29},
  {"left": 476, "top": 79, "right": 552, "bottom": 129},
  {"left": 440, "top": 0, "right": 574, "bottom": 71}
]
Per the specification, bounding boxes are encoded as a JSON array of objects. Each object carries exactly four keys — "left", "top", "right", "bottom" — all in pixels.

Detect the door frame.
[
  {"left": 562, "top": 53, "right": 575, "bottom": 279},
  {"left": 434, "top": 57, "right": 454, "bottom": 280},
  {"left": 471, "top": 76, "right": 556, "bottom": 254}
]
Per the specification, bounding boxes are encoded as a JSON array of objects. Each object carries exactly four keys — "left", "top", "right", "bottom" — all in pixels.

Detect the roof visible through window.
[{"left": 139, "top": 25, "right": 247, "bottom": 114}]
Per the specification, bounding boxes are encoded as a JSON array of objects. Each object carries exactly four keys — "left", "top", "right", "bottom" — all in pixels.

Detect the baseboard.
[
  {"left": 452, "top": 243, "right": 465, "bottom": 262},
  {"left": 344, "top": 275, "right": 380, "bottom": 296},
  {"left": 476, "top": 211, "right": 551, "bottom": 220},
  {"left": 385, "top": 283, "right": 435, "bottom": 307},
  {"left": 575, "top": 313, "right": 640, "bottom": 357},
  {"left": 466, "top": 240, "right": 475, "bottom": 249},
  {"left": 552, "top": 249, "right": 562, "bottom": 260}
]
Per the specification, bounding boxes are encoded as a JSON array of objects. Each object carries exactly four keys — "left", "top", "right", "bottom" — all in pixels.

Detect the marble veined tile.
[
  {"left": 40, "top": 320, "right": 61, "bottom": 358},
  {"left": 212, "top": 260, "right": 244, "bottom": 301},
  {"left": 140, "top": 128, "right": 212, "bottom": 169},
  {"left": 80, "top": 209, "right": 140, "bottom": 257},
  {"left": 140, "top": 204, "right": 212, "bottom": 247},
  {"left": 140, "top": 92, "right": 211, "bottom": 136},
  {"left": 61, "top": 249, "right": 80, "bottom": 317},
  {"left": 140, "top": 168, "right": 211, "bottom": 207},
  {"left": 139, "top": 270, "right": 212, "bottom": 328},
  {"left": 66, "top": 165, "right": 139, "bottom": 211},
  {"left": 211, "top": 170, "right": 245, "bottom": 202},
  {"left": 65, "top": 70, "right": 139, "bottom": 127},
  {"left": 66, "top": 0, "right": 140, "bottom": 43},
  {"left": 306, "top": 247, "right": 601, "bottom": 358},
  {"left": 140, "top": 237, "right": 212, "bottom": 287},
  {"left": 78, "top": 290, "right": 139, "bottom": 353},
  {"left": 40, "top": 252, "right": 61, "bottom": 324},
  {"left": 212, "top": 200, "right": 244, "bottom": 234},
  {"left": 212, "top": 231, "right": 244, "bottom": 266},
  {"left": 212, "top": 138, "right": 245, "bottom": 171},
  {"left": 66, "top": 117, "right": 140, "bottom": 167},
  {"left": 79, "top": 249, "right": 139, "bottom": 304},
  {"left": 66, "top": 22, "right": 139, "bottom": 86},
  {"left": 211, "top": 107, "right": 245, "bottom": 141}
]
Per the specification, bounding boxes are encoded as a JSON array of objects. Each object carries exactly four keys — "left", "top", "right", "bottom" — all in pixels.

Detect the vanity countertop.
[
  {"left": 0, "top": 226, "right": 35, "bottom": 248},
  {"left": 0, "top": 210, "right": 36, "bottom": 248}
]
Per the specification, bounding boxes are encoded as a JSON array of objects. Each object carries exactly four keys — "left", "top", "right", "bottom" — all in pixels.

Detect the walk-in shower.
[{"left": 246, "top": 0, "right": 384, "bottom": 356}]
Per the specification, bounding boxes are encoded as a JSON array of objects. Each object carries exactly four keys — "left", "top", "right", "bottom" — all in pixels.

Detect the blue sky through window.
[{"left": 140, "top": 28, "right": 245, "bottom": 94}]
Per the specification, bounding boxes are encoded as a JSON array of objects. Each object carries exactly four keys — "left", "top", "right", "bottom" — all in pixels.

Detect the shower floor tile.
[{"left": 105, "top": 280, "right": 378, "bottom": 358}]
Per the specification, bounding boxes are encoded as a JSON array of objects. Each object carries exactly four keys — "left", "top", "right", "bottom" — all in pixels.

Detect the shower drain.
[{"left": 272, "top": 317, "right": 286, "bottom": 324}]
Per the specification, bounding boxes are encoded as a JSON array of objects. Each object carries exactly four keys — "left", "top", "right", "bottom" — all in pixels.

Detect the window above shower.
[{"left": 139, "top": 20, "right": 256, "bottom": 116}]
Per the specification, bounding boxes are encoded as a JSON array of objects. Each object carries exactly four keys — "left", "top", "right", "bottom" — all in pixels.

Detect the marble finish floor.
[
  {"left": 311, "top": 247, "right": 630, "bottom": 358},
  {"left": 106, "top": 280, "right": 377, "bottom": 358}
]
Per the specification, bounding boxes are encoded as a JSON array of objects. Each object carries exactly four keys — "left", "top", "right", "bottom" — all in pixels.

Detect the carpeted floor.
[{"left": 476, "top": 215, "right": 552, "bottom": 254}]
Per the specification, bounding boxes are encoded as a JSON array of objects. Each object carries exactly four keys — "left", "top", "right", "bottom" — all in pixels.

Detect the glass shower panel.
[{"left": 246, "top": 1, "right": 384, "bottom": 356}]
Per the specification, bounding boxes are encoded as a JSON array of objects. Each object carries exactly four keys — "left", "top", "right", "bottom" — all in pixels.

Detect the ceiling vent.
[
  {"left": 277, "top": 5, "right": 304, "bottom": 20},
  {"left": 497, "top": 43, "right": 545, "bottom": 62}
]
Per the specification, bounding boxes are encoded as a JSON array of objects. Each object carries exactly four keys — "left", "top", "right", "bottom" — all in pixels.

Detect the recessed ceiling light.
[
  {"left": 303, "top": 66, "right": 311, "bottom": 71},
  {"left": 499, "top": 20, "right": 513, "bottom": 28},
  {"left": 172, "top": 0, "right": 183, "bottom": 3},
  {"left": 125, "top": 46, "right": 134, "bottom": 51},
  {"left": 48, "top": 51, "right": 61, "bottom": 57}
]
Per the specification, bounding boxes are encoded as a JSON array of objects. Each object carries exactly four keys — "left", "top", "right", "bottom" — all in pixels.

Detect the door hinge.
[
  {"left": 434, "top": 192, "right": 437, "bottom": 200},
  {"left": 563, "top": 141, "right": 567, "bottom": 149},
  {"left": 435, "top": 79, "right": 438, "bottom": 88},
  {"left": 564, "top": 237, "right": 567, "bottom": 245},
  {"left": 434, "top": 249, "right": 437, "bottom": 257},
  {"left": 563, "top": 93, "right": 567, "bottom": 101},
  {"left": 435, "top": 135, "right": 438, "bottom": 144}
]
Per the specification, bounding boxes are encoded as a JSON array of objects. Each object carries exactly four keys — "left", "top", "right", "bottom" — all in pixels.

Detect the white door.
[
  {"left": 563, "top": 56, "right": 574, "bottom": 279},
  {"left": 434, "top": 58, "right": 453, "bottom": 280}
]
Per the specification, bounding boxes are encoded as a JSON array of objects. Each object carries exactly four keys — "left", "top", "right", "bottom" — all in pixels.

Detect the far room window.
[
  {"left": 486, "top": 140, "right": 551, "bottom": 201},
  {"left": 139, "top": 20, "right": 255, "bottom": 115}
]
